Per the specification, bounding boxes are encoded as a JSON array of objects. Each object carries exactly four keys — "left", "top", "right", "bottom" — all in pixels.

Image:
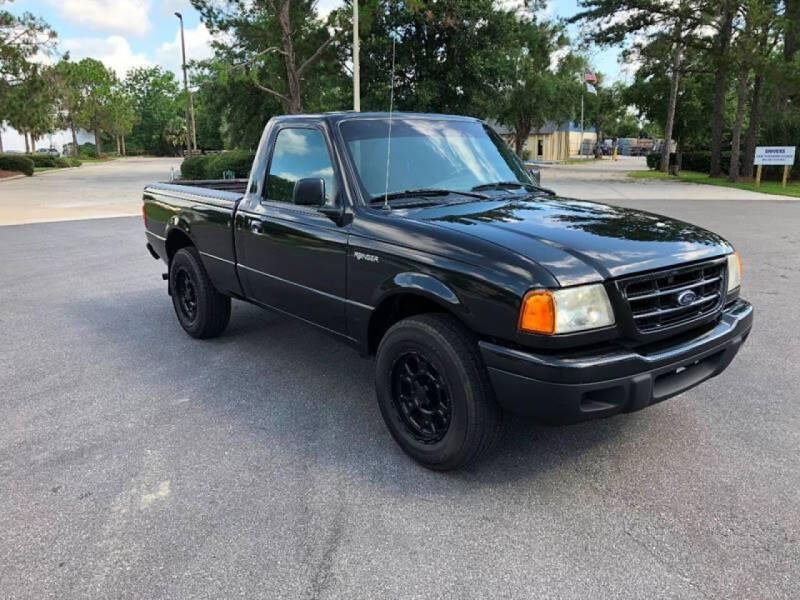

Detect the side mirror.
[
  {"left": 293, "top": 177, "right": 326, "bottom": 206},
  {"left": 525, "top": 164, "right": 541, "bottom": 186}
]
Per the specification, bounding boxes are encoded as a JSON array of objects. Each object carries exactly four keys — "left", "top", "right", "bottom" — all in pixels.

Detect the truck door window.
[{"left": 266, "top": 128, "right": 337, "bottom": 205}]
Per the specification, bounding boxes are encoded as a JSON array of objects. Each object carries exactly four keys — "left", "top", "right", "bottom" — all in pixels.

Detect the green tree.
[
  {"left": 123, "top": 67, "right": 182, "bottom": 155},
  {"left": 73, "top": 58, "right": 115, "bottom": 155},
  {"left": 584, "top": 78, "right": 630, "bottom": 155},
  {"left": 0, "top": 1, "right": 56, "bottom": 151},
  {"left": 192, "top": 0, "right": 339, "bottom": 114},
  {"left": 497, "top": 20, "right": 577, "bottom": 156},
  {"left": 709, "top": 1, "right": 740, "bottom": 177},
  {"left": 104, "top": 86, "right": 137, "bottom": 155},
  {"left": 350, "top": 0, "right": 523, "bottom": 116},
  {"left": 192, "top": 59, "right": 283, "bottom": 150},
  {"left": 572, "top": 0, "right": 712, "bottom": 172},
  {"left": 5, "top": 66, "right": 57, "bottom": 152},
  {"left": 52, "top": 59, "right": 85, "bottom": 155}
]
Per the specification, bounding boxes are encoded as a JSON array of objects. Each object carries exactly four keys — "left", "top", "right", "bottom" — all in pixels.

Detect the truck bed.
[
  {"left": 168, "top": 179, "right": 250, "bottom": 194},
  {"left": 143, "top": 181, "right": 245, "bottom": 298}
]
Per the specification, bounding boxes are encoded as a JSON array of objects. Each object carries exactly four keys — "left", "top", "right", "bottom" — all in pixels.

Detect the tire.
[
  {"left": 169, "top": 247, "right": 231, "bottom": 339},
  {"left": 375, "top": 313, "right": 502, "bottom": 470}
]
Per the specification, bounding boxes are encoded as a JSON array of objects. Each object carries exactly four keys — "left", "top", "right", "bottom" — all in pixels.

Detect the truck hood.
[{"left": 412, "top": 196, "right": 731, "bottom": 286}]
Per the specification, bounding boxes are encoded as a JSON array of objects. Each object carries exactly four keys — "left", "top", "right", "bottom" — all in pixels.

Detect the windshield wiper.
[
  {"left": 471, "top": 181, "right": 555, "bottom": 195},
  {"left": 369, "top": 188, "right": 488, "bottom": 204}
]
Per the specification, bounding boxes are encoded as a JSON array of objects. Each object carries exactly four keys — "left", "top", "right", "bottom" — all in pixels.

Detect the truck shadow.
[{"left": 69, "top": 290, "right": 650, "bottom": 491}]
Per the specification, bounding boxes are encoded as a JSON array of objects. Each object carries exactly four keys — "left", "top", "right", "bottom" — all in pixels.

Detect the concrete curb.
[{"left": 0, "top": 173, "right": 28, "bottom": 183}]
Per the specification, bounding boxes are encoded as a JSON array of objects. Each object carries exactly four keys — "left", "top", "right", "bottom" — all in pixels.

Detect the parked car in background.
[{"left": 36, "top": 148, "right": 60, "bottom": 158}]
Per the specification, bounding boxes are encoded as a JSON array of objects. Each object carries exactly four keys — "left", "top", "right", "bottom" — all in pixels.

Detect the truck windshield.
[{"left": 339, "top": 118, "right": 530, "bottom": 202}]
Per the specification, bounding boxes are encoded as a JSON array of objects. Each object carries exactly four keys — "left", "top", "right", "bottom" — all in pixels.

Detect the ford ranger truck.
[{"left": 142, "top": 112, "right": 752, "bottom": 471}]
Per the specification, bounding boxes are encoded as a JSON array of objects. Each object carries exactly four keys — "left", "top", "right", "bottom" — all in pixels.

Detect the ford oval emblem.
[{"left": 676, "top": 290, "right": 697, "bottom": 306}]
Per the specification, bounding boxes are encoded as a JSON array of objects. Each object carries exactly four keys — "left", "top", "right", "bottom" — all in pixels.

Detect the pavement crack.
[{"left": 307, "top": 502, "right": 347, "bottom": 600}]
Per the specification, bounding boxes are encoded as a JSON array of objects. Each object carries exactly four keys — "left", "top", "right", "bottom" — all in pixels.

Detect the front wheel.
[
  {"left": 169, "top": 247, "right": 231, "bottom": 339},
  {"left": 375, "top": 314, "right": 502, "bottom": 470}
]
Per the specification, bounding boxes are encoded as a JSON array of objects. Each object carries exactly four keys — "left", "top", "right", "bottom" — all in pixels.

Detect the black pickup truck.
[{"left": 142, "top": 112, "right": 752, "bottom": 470}]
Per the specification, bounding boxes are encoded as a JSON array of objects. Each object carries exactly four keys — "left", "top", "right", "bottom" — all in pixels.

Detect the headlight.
[
  {"left": 519, "top": 283, "right": 615, "bottom": 335},
  {"left": 727, "top": 252, "right": 742, "bottom": 292}
]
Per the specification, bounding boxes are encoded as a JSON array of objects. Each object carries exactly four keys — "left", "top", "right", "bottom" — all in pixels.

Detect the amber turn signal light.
[{"left": 519, "top": 290, "right": 555, "bottom": 335}]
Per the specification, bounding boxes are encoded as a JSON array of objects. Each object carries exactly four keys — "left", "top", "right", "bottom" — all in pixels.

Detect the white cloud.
[
  {"left": 155, "top": 22, "right": 214, "bottom": 78},
  {"left": 62, "top": 35, "right": 152, "bottom": 78},
  {"left": 45, "top": 0, "right": 153, "bottom": 37},
  {"left": 317, "top": 0, "right": 344, "bottom": 18}
]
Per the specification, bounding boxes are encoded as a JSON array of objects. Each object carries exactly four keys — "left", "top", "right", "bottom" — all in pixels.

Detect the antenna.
[{"left": 382, "top": 37, "right": 396, "bottom": 210}]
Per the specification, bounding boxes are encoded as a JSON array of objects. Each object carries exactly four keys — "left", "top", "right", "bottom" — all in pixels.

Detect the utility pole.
[
  {"left": 579, "top": 89, "right": 584, "bottom": 158},
  {"left": 353, "top": 0, "right": 360, "bottom": 111},
  {"left": 175, "top": 12, "right": 197, "bottom": 153}
]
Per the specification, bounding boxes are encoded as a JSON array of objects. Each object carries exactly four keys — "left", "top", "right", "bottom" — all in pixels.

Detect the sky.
[{"left": 3, "top": 0, "right": 624, "bottom": 150}]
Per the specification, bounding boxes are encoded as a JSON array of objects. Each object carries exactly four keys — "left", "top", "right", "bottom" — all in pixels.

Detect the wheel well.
[
  {"left": 165, "top": 229, "right": 193, "bottom": 263},
  {"left": 367, "top": 293, "right": 450, "bottom": 354}
]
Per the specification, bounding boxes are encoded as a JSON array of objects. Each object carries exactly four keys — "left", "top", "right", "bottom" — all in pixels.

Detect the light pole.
[
  {"left": 175, "top": 12, "right": 197, "bottom": 153},
  {"left": 353, "top": 0, "right": 360, "bottom": 111}
]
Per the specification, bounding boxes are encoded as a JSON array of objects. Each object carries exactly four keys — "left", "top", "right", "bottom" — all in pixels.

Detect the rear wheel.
[
  {"left": 169, "top": 247, "right": 230, "bottom": 339},
  {"left": 375, "top": 314, "right": 502, "bottom": 470}
]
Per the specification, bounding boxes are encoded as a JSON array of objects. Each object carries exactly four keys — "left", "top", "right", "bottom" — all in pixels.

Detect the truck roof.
[{"left": 270, "top": 111, "right": 484, "bottom": 126}]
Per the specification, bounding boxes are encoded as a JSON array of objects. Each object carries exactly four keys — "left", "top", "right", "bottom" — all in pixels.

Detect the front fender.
[{"left": 382, "top": 272, "right": 460, "bottom": 305}]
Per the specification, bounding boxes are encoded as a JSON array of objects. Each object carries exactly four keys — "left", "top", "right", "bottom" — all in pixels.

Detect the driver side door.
[{"left": 237, "top": 125, "right": 349, "bottom": 336}]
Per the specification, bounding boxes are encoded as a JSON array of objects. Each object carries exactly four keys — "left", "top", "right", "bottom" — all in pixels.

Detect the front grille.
[{"left": 618, "top": 259, "right": 727, "bottom": 334}]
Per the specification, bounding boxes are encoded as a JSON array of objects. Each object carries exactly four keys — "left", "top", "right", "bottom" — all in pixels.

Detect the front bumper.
[{"left": 480, "top": 299, "right": 753, "bottom": 423}]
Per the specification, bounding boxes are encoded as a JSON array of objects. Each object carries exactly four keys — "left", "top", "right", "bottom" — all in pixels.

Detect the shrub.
[
  {"left": 27, "top": 154, "right": 58, "bottom": 168},
  {"left": 648, "top": 150, "right": 744, "bottom": 175},
  {"left": 68, "top": 157, "right": 82, "bottom": 167},
  {"left": 180, "top": 155, "right": 208, "bottom": 180},
  {"left": 79, "top": 142, "right": 97, "bottom": 158},
  {"left": 54, "top": 157, "right": 72, "bottom": 168},
  {"left": 179, "top": 151, "right": 254, "bottom": 180},
  {"left": 203, "top": 151, "right": 255, "bottom": 179},
  {"left": 0, "top": 155, "right": 35, "bottom": 176}
]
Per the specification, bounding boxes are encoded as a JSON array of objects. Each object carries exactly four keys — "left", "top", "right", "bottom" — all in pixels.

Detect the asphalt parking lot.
[{"left": 2, "top": 195, "right": 799, "bottom": 597}]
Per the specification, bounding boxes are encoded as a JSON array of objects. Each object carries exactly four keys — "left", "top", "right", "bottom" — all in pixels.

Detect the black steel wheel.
[
  {"left": 375, "top": 313, "right": 502, "bottom": 470},
  {"left": 173, "top": 267, "right": 198, "bottom": 323},
  {"left": 391, "top": 352, "right": 452, "bottom": 444},
  {"left": 169, "top": 247, "right": 231, "bottom": 339}
]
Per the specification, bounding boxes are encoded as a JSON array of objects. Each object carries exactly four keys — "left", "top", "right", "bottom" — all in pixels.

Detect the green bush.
[
  {"left": 180, "top": 155, "right": 208, "bottom": 180},
  {"left": 27, "top": 154, "right": 58, "bottom": 168},
  {"left": 79, "top": 142, "right": 97, "bottom": 158},
  {"left": 68, "top": 157, "right": 82, "bottom": 167},
  {"left": 203, "top": 151, "right": 255, "bottom": 179},
  {"left": 646, "top": 150, "right": 743, "bottom": 175},
  {"left": 0, "top": 155, "right": 35, "bottom": 176},
  {"left": 179, "top": 151, "right": 255, "bottom": 180},
  {"left": 55, "top": 157, "right": 72, "bottom": 168}
]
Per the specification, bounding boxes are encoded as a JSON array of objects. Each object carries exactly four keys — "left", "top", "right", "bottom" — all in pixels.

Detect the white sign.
[{"left": 754, "top": 146, "right": 796, "bottom": 166}]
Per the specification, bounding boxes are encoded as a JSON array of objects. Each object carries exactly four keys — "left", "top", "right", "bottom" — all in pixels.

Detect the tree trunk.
[
  {"left": 278, "top": 0, "right": 303, "bottom": 114},
  {"left": 23, "top": 131, "right": 30, "bottom": 153},
  {"left": 710, "top": 1, "right": 736, "bottom": 178},
  {"left": 94, "top": 129, "right": 103, "bottom": 155},
  {"left": 514, "top": 118, "right": 531, "bottom": 158},
  {"left": 786, "top": 0, "right": 800, "bottom": 61},
  {"left": 660, "top": 19, "right": 684, "bottom": 173},
  {"left": 728, "top": 66, "right": 750, "bottom": 181},
  {"left": 0, "top": 130, "right": 4, "bottom": 154},
  {"left": 70, "top": 122, "right": 78, "bottom": 156},
  {"left": 742, "top": 71, "right": 764, "bottom": 179},
  {"left": 116, "top": 135, "right": 121, "bottom": 155},
  {"left": 121, "top": 135, "right": 126, "bottom": 156}
]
